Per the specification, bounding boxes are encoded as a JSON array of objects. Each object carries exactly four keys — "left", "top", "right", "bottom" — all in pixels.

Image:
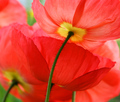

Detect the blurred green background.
[{"left": 0, "top": 0, "right": 120, "bottom": 102}]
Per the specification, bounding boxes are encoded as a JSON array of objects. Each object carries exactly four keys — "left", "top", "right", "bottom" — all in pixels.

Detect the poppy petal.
[
  {"left": 74, "top": 0, "right": 120, "bottom": 28},
  {"left": 63, "top": 68, "right": 112, "bottom": 91},
  {"left": 32, "top": 0, "right": 58, "bottom": 34},
  {"left": 93, "top": 40, "right": 120, "bottom": 70},
  {"left": 72, "top": 0, "right": 86, "bottom": 26},
  {"left": 33, "top": 30, "right": 114, "bottom": 86},
  {"left": 11, "top": 27, "right": 50, "bottom": 82},
  {"left": 74, "top": 69, "right": 120, "bottom": 102},
  {"left": 44, "top": 0, "right": 80, "bottom": 24}
]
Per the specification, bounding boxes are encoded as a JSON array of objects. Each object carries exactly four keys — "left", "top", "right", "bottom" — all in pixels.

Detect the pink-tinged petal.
[
  {"left": 44, "top": 0, "right": 80, "bottom": 24},
  {"left": 11, "top": 28, "right": 50, "bottom": 82},
  {"left": 32, "top": 23, "right": 40, "bottom": 31},
  {"left": 93, "top": 40, "right": 120, "bottom": 70},
  {"left": 0, "top": 0, "right": 27, "bottom": 27},
  {"left": 33, "top": 30, "right": 114, "bottom": 86},
  {"left": 32, "top": 0, "right": 58, "bottom": 33}
]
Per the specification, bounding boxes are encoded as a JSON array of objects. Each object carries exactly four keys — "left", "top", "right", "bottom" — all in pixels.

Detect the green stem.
[
  {"left": 72, "top": 91, "right": 76, "bottom": 102},
  {"left": 45, "top": 32, "right": 74, "bottom": 102},
  {"left": 2, "top": 80, "right": 18, "bottom": 102}
]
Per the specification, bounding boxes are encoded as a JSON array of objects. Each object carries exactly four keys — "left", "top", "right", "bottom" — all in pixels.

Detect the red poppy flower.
[
  {"left": 32, "top": 0, "right": 120, "bottom": 50},
  {"left": 12, "top": 28, "right": 113, "bottom": 91},
  {"left": 0, "top": 0, "right": 27, "bottom": 28},
  {"left": 54, "top": 40, "right": 120, "bottom": 102},
  {"left": 0, "top": 24, "right": 73, "bottom": 102},
  {"left": 0, "top": 23, "right": 45, "bottom": 101}
]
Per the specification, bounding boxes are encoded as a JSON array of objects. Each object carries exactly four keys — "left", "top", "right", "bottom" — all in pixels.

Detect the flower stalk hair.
[
  {"left": 45, "top": 31, "right": 74, "bottom": 102},
  {"left": 2, "top": 80, "right": 18, "bottom": 102}
]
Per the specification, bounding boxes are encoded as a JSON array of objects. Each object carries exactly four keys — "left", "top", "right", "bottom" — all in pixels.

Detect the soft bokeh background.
[{"left": 0, "top": 0, "right": 120, "bottom": 102}]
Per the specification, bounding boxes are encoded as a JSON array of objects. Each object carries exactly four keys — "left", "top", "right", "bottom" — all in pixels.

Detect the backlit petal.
[
  {"left": 11, "top": 28, "right": 49, "bottom": 82},
  {"left": 32, "top": 0, "right": 58, "bottom": 33},
  {"left": 63, "top": 68, "right": 111, "bottom": 91},
  {"left": 33, "top": 30, "right": 114, "bottom": 86},
  {"left": 93, "top": 40, "right": 120, "bottom": 70},
  {"left": 45, "top": 0, "right": 80, "bottom": 24}
]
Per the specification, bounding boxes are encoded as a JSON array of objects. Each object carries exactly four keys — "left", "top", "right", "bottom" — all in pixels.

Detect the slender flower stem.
[
  {"left": 2, "top": 80, "right": 18, "bottom": 102},
  {"left": 45, "top": 32, "right": 74, "bottom": 102},
  {"left": 72, "top": 91, "right": 76, "bottom": 102}
]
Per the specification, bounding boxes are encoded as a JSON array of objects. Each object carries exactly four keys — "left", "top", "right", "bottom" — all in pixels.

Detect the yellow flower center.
[
  {"left": 2, "top": 69, "right": 31, "bottom": 94},
  {"left": 57, "top": 22, "right": 86, "bottom": 42}
]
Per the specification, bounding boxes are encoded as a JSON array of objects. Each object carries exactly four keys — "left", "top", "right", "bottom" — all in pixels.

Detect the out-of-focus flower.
[
  {"left": 54, "top": 40, "right": 120, "bottom": 102},
  {"left": 32, "top": 0, "right": 120, "bottom": 50},
  {"left": 0, "top": 0, "right": 27, "bottom": 28},
  {"left": 13, "top": 28, "right": 113, "bottom": 91},
  {"left": 0, "top": 23, "right": 45, "bottom": 101},
  {"left": 0, "top": 23, "right": 74, "bottom": 102}
]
